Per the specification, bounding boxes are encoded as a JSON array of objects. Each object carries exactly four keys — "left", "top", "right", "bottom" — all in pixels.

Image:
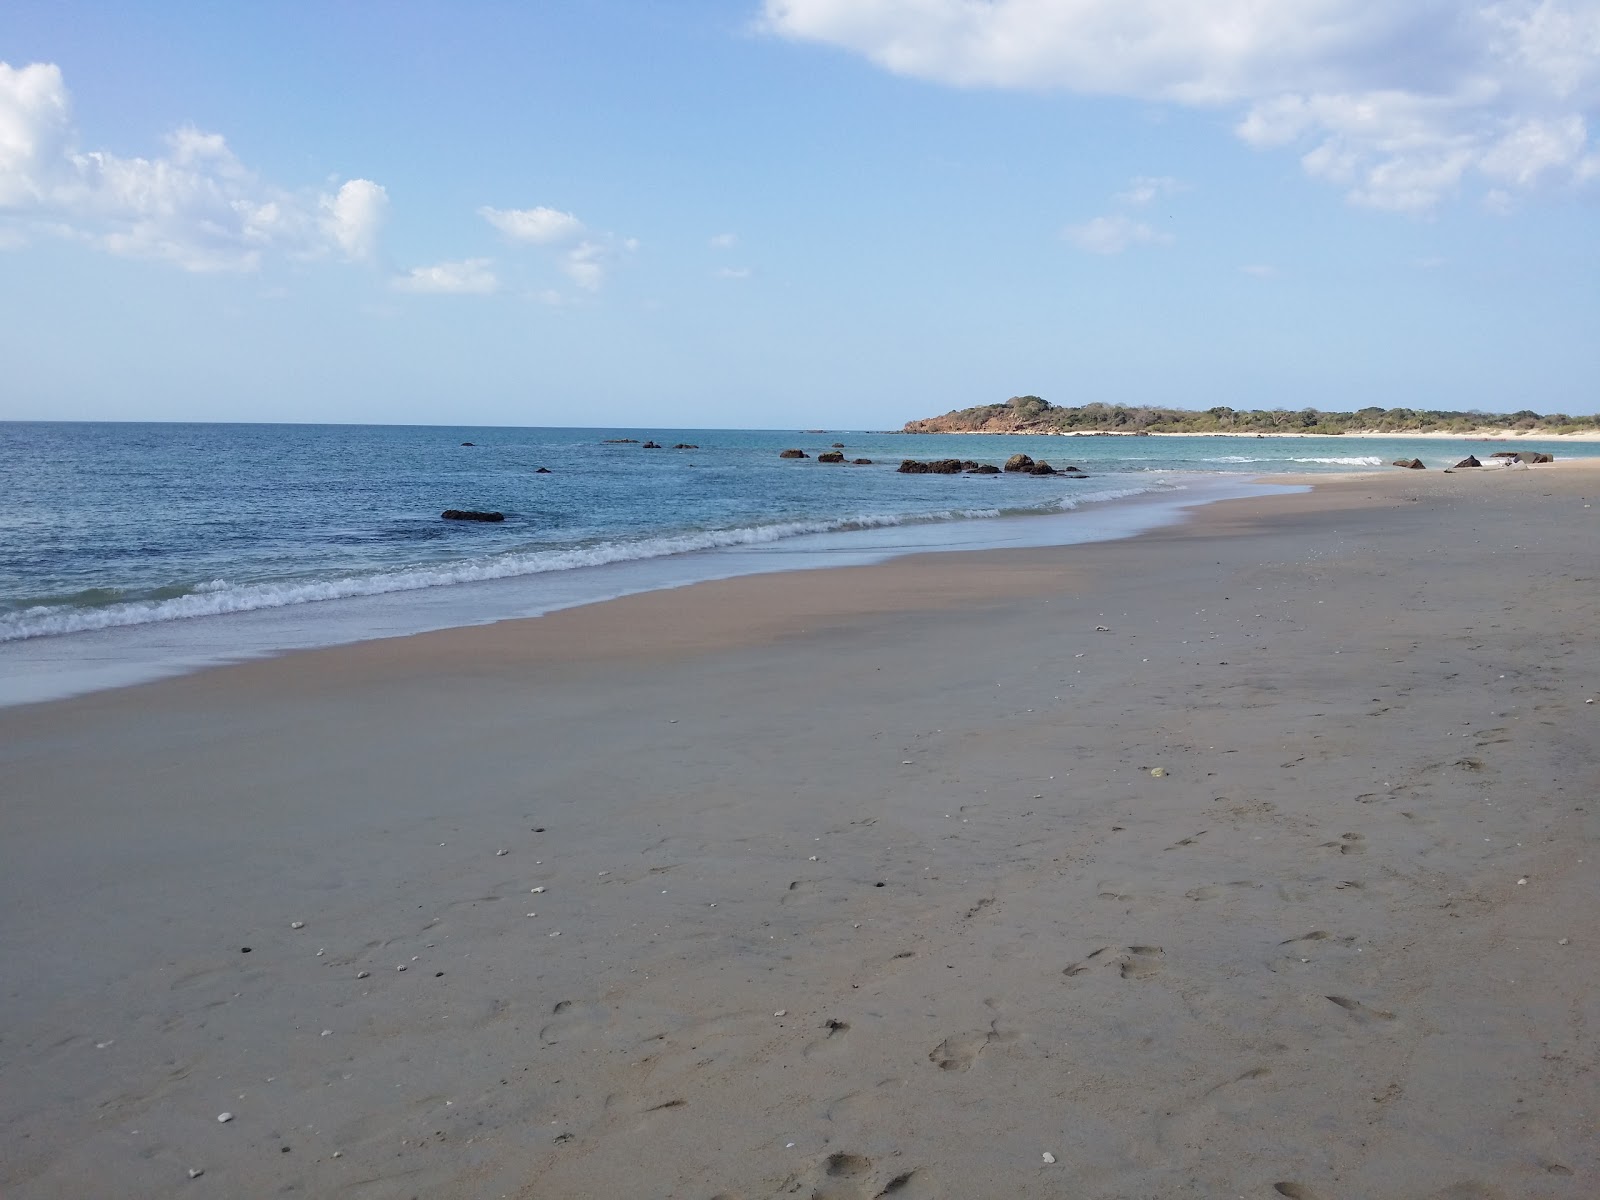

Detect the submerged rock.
[
  {"left": 642, "top": 441, "right": 662, "bottom": 449},
  {"left": 818, "top": 451, "right": 845, "bottom": 463},
  {"left": 852, "top": 458, "right": 874, "bottom": 465},
  {"left": 897, "top": 458, "right": 966, "bottom": 474},
  {"left": 442, "top": 509, "right": 505, "bottom": 522},
  {"left": 779, "top": 448, "right": 809, "bottom": 459}
]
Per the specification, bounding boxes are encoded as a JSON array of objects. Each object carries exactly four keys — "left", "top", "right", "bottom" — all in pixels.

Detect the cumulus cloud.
[
  {"left": 709, "top": 231, "right": 739, "bottom": 248},
  {"left": 0, "top": 61, "right": 387, "bottom": 270},
  {"left": 1063, "top": 214, "right": 1172, "bottom": 254},
  {"left": 762, "top": 0, "right": 1600, "bottom": 211},
  {"left": 392, "top": 258, "right": 498, "bottom": 294},
  {"left": 479, "top": 205, "right": 584, "bottom": 244}
]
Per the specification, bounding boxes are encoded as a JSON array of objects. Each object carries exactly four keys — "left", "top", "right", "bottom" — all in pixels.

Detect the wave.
[
  {"left": 0, "top": 484, "right": 1164, "bottom": 642},
  {"left": 1200, "top": 454, "right": 1383, "bottom": 467}
]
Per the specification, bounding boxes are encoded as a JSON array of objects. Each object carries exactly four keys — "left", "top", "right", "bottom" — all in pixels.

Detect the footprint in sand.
[
  {"left": 1320, "top": 832, "right": 1366, "bottom": 855},
  {"left": 927, "top": 1021, "right": 1014, "bottom": 1072},
  {"left": 802, "top": 1018, "right": 853, "bottom": 1060},
  {"left": 539, "top": 998, "right": 610, "bottom": 1044},
  {"left": 800, "top": 1153, "right": 936, "bottom": 1200},
  {"left": 1063, "top": 945, "right": 1164, "bottom": 980},
  {"left": 1274, "top": 1185, "right": 1325, "bottom": 1200}
]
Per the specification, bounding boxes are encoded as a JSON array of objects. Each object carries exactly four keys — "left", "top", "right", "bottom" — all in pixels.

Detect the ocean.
[{"left": 1, "top": 421, "right": 1589, "bottom": 705}]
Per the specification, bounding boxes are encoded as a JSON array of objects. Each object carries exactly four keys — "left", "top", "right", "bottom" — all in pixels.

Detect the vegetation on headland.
[{"left": 902, "top": 395, "right": 1600, "bottom": 436}]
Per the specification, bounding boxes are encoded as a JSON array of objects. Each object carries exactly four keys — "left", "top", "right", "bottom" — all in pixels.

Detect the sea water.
[{"left": 0, "top": 422, "right": 1588, "bottom": 705}]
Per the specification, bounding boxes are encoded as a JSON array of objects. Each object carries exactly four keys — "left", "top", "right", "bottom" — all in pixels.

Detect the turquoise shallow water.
[{"left": 0, "top": 421, "right": 1591, "bottom": 703}]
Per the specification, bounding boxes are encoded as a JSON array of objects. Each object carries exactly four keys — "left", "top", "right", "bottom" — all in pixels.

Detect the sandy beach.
[{"left": 2, "top": 463, "right": 1597, "bottom": 1199}]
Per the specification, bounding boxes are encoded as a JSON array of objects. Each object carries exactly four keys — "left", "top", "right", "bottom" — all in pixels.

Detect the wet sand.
[{"left": 2, "top": 463, "right": 1597, "bottom": 1199}]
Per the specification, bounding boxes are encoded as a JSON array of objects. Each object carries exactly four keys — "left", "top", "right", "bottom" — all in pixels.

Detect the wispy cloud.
[
  {"left": 716, "top": 265, "right": 753, "bottom": 280},
  {"left": 1239, "top": 263, "right": 1278, "bottom": 279},
  {"left": 1115, "top": 176, "right": 1187, "bottom": 207},
  {"left": 709, "top": 231, "right": 739, "bottom": 249},
  {"left": 479, "top": 205, "right": 584, "bottom": 244},
  {"left": 764, "top": 0, "right": 1600, "bottom": 211},
  {"left": 1062, "top": 214, "right": 1173, "bottom": 255},
  {"left": 393, "top": 258, "right": 498, "bottom": 294},
  {"left": 0, "top": 61, "right": 387, "bottom": 271}
]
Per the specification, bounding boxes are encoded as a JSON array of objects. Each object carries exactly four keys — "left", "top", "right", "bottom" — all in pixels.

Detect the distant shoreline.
[{"left": 898, "top": 427, "right": 1600, "bottom": 441}]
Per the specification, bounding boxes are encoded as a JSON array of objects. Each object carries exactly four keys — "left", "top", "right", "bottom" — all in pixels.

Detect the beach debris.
[
  {"left": 240, "top": 947, "right": 252, "bottom": 953},
  {"left": 1587, "top": 698, "right": 1595, "bottom": 704},
  {"left": 217, "top": 1112, "right": 233, "bottom": 1123},
  {"left": 527, "top": 912, "right": 537, "bottom": 917},
  {"left": 290, "top": 921, "right": 305, "bottom": 929},
  {"left": 1042, "top": 1152, "right": 1057, "bottom": 1164},
  {"left": 531, "top": 886, "right": 546, "bottom": 893},
  {"left": 1559, "top": 938, "right": 1570, "bottom": 945},
  {"left": 549, "top": 930, "right": 561, "bottom": 937},
  {"left": 1517, "top": 877, "right": 1529, "bottom": 886},
  {"left": 774, "top": 1010, "right": 787, "bottom": 1017},
  {"left": 321, "top": 1030, "right": 332, "bottom": 1037},
  {"left": 1150, "top": 767, "right": 1168, "bottom": 778},
  {"left": 188, "top": 1167, "right": 204, "bottom": 1179},
  {"left": 1095, "top": 625, "right": 1111, "bottom": 632},
  {"left": 902, "top": 760, "right": 914, "bottom": 765},
  {"left": 496, "top": 849, "right": 509, "bottom": 856}
]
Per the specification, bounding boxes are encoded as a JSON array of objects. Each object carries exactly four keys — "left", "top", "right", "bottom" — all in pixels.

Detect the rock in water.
[
  {"left": 1454, "top": 455, "right": 1482, "bottom": 468},
  {"left": 817, "top": 451, "right": 845, "bottom": 463},
  {"left": 442, "top": 509, "right": 505, "bottom": 522},
  {"left": 1391, "top": 458, "right": 1426, "bottom": 470},
  {"left": 779, "top": 449, "right": 809, "bottom": 459},
  {"left": 1003, "top": 453, "right": 1035, "bottom": 472}
]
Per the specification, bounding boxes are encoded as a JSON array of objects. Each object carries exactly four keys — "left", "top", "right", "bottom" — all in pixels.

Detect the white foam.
[{"left": 0, "top": 488, "right": 1160, "bottom": 643}]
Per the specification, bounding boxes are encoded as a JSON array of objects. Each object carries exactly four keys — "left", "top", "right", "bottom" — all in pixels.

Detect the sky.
[{"left": 1, "top": 0, "right": 1597, "bottom": 429}]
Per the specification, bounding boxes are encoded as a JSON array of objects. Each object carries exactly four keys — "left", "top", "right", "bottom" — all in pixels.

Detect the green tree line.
[{"left": 903, "top": 396, "right": 1599, "bottom": 436}]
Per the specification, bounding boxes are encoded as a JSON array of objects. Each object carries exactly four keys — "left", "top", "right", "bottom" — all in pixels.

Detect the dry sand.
[{"left": 2, "top": 464, "right": 1598, "bottom": 1200}]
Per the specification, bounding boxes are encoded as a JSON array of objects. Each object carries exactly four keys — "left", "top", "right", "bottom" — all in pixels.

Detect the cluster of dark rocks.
[
  {"left": 442, "top": 509, "right": 504, "bottom": 522},
  {"left": 893, "top": 453, "right": 1088, "bottom": 476},
  {"left": 1403, "top": 450, "right": 1557, "bottom": 471}
]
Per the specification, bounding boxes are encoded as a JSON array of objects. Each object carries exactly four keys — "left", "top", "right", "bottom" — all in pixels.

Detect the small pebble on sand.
[
  {"left": 357, "top": 971, "right": 370, "bottom": 979},
  {"left": 290, "top": 921, "right": 305, "bottom": 929},
  {"left": 531, "top": 886, "right": 546, "bottom": 893},
  {"left": 217, "top": 1112, "right": 233, "bottom": 1123},
  {"left": 774, "top": 1009, "right": 787, "bottom": 1017},
  {"left": 188, "top": 1167, "right": 204, "bottom": 1179},
  {"left": 1042, "top": 1152, "right": 1056, "bottom": 1164}
]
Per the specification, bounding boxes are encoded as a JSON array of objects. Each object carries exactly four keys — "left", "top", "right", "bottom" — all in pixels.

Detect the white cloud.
[
  {"left": 479, "top": 205, "right": 584, "bottom": 244},
  {"left": 0, "top": 61, "right": 389, "bottom": 271},
  {"left": 1115, "top": 175, "right": 1186, "bottom": 206},
  {"left": 1239, "top": 263, "right": 1278, "bottom": 278},
  {"left": 717, "top": 265, "right": 753, "bottom": 279},
  {"left": 1063, "top": 214, "right": 1173, "bottom": 254},
  {"left": 393, "top": 258, "right": 498, "bottom": 294},
  {"left": 763, "top": 0, "right": 1600, "bottom": 211},
  {"left": 709, "top": 231, "right": 739, "bottom": 248},
  {"left": 562, "top": 241, "right": 606, "bottom": 291},
  {"left": 322, "top": 179, "right": 388, "bottom": 261}
]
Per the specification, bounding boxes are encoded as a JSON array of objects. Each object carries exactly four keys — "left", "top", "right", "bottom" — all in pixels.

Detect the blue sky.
[{"left": 2, "top": 1, "right": 1597, "bottom": 428}]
